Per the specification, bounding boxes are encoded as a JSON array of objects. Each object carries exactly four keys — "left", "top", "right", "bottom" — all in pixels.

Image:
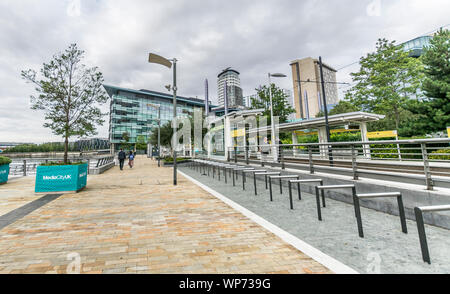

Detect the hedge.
[
  {"left": 429, "top": 149, "right": 450, "bottom": 160},
  {"left": 163, "top": 157, "right": 190, "bottom": 163},
  {"left": 0, "top": 156, "right": 12, "bottom": 165}
]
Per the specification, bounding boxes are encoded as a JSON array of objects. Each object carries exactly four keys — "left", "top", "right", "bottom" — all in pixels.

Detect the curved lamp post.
[
  {"left": 268, "top": 73, "right": 286, "bottom": 162},
  {"left": 148, "top": 53, "right": 178, "bottom": 185}
]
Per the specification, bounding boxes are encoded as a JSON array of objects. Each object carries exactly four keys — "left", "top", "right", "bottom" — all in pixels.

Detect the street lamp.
[
  {"left": 148, "top": 53, "right": 178, "bottom": 185},
  {"left": 147, "top": 103, "right": 161, "bottom": 167},
  {"left": 268, "top": 72, "right": 286, "bottom": 162}
]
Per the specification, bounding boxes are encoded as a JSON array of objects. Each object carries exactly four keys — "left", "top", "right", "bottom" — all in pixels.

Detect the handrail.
[{"left": 229, "top": 138, "right": 450, "bottom": 148}]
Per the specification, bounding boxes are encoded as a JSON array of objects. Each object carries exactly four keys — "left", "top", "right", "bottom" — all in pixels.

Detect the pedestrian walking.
[
  {"left": 118, "top": 148, "right": 126, "bottom": 170},
  {"left": 128, "top": 150, "right": 135, "bottom": 168}
]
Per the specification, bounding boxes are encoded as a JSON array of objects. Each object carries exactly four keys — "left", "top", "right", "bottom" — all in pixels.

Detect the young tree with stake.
[{"left": 22, "top": 43, "right": 109, "bottom": 164}]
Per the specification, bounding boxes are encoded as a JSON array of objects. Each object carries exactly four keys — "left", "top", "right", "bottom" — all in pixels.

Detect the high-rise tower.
[
  {"left": 217, "top": 67, "right": 243, "bottom": 108},
  {"left": 290, "top": 57, "right": 339, "bottom": 119}
]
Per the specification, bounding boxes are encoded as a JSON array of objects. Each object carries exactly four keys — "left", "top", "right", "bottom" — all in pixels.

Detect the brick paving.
[{"left": 0, "top": 156, "right": 331, "bottom": 274}]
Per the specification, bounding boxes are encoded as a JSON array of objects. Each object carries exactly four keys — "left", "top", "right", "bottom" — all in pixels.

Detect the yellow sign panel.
[
  {"left": 294, "top": 129, "right": 359, "bottom": 136},
  {"left": 294, "top": 130, "right": 318, "bottom": 136},
  {"left": 231, "top": 128, "right": 245, "bottom": 138},
  {"left": 367, "top": 130, "right": 397, "bottom": 139},
  {"left": 447, "top": 127, "right": 450, "bottom": 138}
]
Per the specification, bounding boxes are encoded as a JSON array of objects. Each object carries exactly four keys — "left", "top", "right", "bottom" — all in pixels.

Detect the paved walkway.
[{"left": 0, "top": 156, "right": 330, "bottom": 274}]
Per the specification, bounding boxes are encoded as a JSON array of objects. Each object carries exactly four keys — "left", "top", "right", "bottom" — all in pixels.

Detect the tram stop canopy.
[{"left": 248, "top": 111, "right": 385, "bottom": 144}]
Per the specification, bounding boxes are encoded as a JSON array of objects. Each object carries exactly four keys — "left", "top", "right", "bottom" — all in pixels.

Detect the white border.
[{"left": 179, "top": 170, "right": 359, "bottom": 274}]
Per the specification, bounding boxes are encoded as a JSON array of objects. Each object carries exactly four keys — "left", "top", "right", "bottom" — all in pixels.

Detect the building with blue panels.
[
  {"left": 103, "top": 85, "right": 212, "bottom": 153},
  {"left": 401, "top": 35, "right": 432, "bottom": 57}
]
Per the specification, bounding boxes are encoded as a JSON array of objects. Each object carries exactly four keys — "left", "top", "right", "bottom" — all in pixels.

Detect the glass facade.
[
  {"left": 103, "top": 85, "right": 207, "bottom": 151},
  {"left": 401, "top": 36, "right": 432, "bottom": 57}
]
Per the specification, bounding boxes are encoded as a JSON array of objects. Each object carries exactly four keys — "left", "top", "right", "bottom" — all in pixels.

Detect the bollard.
[{"left": 23, "top": 160, "right": 27, "bottom": 176}]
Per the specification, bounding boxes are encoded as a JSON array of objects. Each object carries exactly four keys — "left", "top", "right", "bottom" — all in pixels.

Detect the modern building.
[
  {"left": 290, "top": 57, "right": 339, "bottom": 120},
  {"left": 401, "top": 35, "right": 433, "bottom": 58},
  {"left": 217, "top": 67, "right": 244, "bottom": 108},
  {"left": 103, "top": 85, "right": 211, "bottom": 153}
]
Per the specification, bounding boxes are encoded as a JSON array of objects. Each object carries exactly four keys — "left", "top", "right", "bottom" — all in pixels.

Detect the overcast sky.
[{"left": 0, "top": 0, "right": 449, "bottom": 143}]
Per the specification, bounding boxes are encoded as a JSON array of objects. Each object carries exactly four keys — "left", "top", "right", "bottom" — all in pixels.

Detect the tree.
[
  {"left": 149, "top": 113, "right": 208, "bottom": 150},
  {"left": 344, "top": 38, "right": 424, "bottom": 131},
  {"left": 149, "top": 121, "right": 174, "bottom": 148},
  {"left": 406, "top": 28, "right": 450, "bottom": 134},
  {"left": 250, "top": 84, "right": 295, "bottom": 124},
  {"left": 22, "top": 44, "right": 108, "bottom": 164},
  {"left": 136, "top": 135, "right": 147, "bottom": 151},
  {"left": 316, "top": 100, "right": 360, "bottom": 117},
  {"left": 122, "top": 132, "right": 130, "bottom": 143}
]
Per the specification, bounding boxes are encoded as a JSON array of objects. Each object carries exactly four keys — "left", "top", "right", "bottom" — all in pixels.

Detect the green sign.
[{"left": 35, "top": 163, "right": 88, "bottom": 193}]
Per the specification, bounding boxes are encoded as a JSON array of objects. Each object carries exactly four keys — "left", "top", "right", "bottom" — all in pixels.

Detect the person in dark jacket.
[{"left": 118, "top": 149, "right": 126, "bottom": 170}]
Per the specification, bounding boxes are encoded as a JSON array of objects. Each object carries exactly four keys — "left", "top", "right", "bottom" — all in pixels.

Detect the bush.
[
  {"left": 429, "top": 149, "right": 450, "bottom": 160},
  {"left": 0, "top": 156, "right": 12, "bottom": 165},
  {"left": 163, "top": 157, "right": 190, "bottom": 163}
]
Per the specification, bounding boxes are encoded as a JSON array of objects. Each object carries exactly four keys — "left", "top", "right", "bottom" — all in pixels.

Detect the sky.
[{"left": 0, "top": 0, "right": 449, "bottom": 143}]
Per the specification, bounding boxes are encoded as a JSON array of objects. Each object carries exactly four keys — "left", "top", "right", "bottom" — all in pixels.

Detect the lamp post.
[
  {"left": 268, "top": 73, "right": 286, "bottom": 163},
  {"left": 318, "top": 56, "right": 333, "bottom": 165},
  {"left": 148, "top": 53, "right": 178, "bottom": 185}
]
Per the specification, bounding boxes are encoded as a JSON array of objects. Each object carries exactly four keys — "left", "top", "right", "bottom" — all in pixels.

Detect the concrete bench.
[
  {"left": 355, "top": 192, "right": 407, "bottom": 238},
  {"left": 414, "top": 205, "right": 450, "bottom": 264},
  {"left": 315, "top": 184, "right": 356, "bottom": 221},
  {"left": 268, "top": 175, "right": 300, "bottom": 202},
  {"left": 253, "top": 172, "right": 281, "bottom": 196},
  {"left": 287, "top": 179, "right": 324, "bottom": 210},
  {"left": 241, "top": 170, "right": 267, "bottom": 190}
]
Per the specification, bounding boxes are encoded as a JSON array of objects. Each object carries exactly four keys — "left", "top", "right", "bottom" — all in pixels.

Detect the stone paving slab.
[
  {"left": 0, "top": 177, "right": 43, "bottom": 216},
  {"left": 0, "top": 156, "right": 331, "bottom": 274}
]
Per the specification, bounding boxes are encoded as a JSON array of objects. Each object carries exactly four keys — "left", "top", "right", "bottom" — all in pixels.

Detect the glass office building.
[
  {"left": 401, "top": 35, "right": 432, "bottom": 57},
  {"left": 103, "top": 85, "right": 209, "bottom": 152}
]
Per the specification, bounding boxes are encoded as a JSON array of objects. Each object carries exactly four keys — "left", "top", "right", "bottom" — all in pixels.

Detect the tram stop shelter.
[
  {"left": 207, "top": 111, "right": 385, "bottom": 161},
  {"left": 247, "top": 112, "right": 385, "bottom": 161}
]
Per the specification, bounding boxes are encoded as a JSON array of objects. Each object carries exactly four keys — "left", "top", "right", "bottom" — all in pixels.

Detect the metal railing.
[
  {"left": 9, "top": 155, "right": 114, "bottom": 177},
  {"left": 228, "top": 138, "right": 450, "bottom": 190}
]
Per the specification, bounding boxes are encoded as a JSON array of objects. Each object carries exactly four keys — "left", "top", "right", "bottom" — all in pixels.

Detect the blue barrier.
[
  {"left": 35, "top": 163, "right": 88, "bottom": 193},
  {"left": 0, "top": 164, "right": 10, "bottom": 184}
]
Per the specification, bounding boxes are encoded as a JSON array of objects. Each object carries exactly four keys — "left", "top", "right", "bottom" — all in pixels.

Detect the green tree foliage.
[
  {"left": 316, "top": 100, "right": 360, "bottom": 117},
  {"left": 21, "top": 44, "right": 109, "bottom": 164},
  {"left": 344, "top": 38, "right": 424, "bottom": 131},
  {"left": 136, "top": 135, "right": 147, "bottom": 151},
  {"left": 250, "top": 84, "right": 295, "bottom": 124},
  {"left": 0, "top": 156, "right": 12, "bottom": 165},
  {"left": 149, "top": 112, "right": 208, "bottom": 150},
  {"left": 122, "top": 132, "right": 130, "bottom": 143},
  {"left": 405, "top": 29, "right": 450, "bottom": 135},
  {"left": 5, "top": 142, "right": 77, "bottom": 153}
]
